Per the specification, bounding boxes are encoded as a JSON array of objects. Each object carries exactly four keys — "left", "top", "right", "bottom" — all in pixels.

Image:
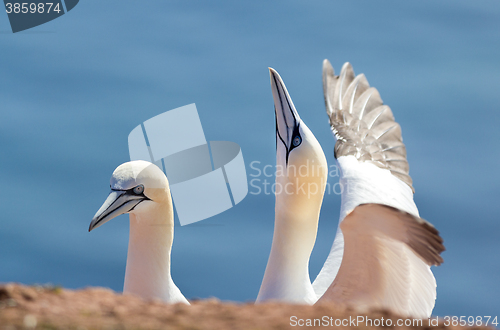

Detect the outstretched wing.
[
  {"left": 317, "top": 204, "right": 445, "bottom": 318},
  {"left": 323, "top": 59, "right": 413, "bottom": 192},
  {"left": 314, "top": 61, "right": 444, "bottom": 317}
]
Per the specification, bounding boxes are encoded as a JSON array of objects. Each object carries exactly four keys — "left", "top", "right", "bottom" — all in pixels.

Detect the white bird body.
[
  {"left": 313, "top": 156, "right": 438, "bottom": 317},
  {"left": 312, "top": 155, "right": 419, "bottom": 298},
  {"left": 337, "top": 155, "right": 418, "bottom": 220},
  {"left": 258, "top": 63, "right": 444, "bottom": 319},
  {"left": 90, "top": 160, "right": 189, "bottom": 304}
]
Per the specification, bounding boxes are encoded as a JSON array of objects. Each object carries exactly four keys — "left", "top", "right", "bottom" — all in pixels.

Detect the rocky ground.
[{"left": 0, "top": 284, "right": 493, "bottom": 330}]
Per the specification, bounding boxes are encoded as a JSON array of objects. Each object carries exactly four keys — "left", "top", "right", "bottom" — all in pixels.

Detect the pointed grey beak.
[
  {"left": 269, "top": 68, "right": 302, "bottom": 164},
  {"left": 89, "top": 190, "right": 146, "bottom": 232}
]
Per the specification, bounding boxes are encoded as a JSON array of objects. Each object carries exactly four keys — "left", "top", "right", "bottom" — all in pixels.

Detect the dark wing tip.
[
  {"left": 377, "top": 204, "right": 445, "bottom": 266},
  {"left": 349, "top": 203, "right": 445, "bottom": 266}
]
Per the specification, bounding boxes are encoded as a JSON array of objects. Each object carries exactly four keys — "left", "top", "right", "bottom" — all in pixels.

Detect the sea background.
[{"left": 1, "top": 0, "right": 499, "bottom": 317}]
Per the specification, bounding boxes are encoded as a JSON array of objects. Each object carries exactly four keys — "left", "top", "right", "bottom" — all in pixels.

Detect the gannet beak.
[
  {"left": 89, "top": 190, "right": 147, "bottom": 232},
  {"left": 269, "top": 68, "right": 302, "bottom": 164}
]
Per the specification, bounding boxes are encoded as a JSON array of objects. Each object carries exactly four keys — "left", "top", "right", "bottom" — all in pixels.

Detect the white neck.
[
  {"left": 256, "top": 175, "right": 323, "bottom": 304},
  {"left": 123, "top": 204, "right": 189, "bottom": 304}
]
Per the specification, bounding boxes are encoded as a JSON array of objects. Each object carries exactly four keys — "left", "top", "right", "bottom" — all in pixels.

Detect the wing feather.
[
  {"left": 317, "top": 204, "right": 445, "bottom": 318},
  {"left": 323, "top": 59, "right": 414, "bottom": 192}
]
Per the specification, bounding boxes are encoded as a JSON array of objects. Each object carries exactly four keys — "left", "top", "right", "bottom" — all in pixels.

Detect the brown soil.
[{"left": 0, "top": 283, "right": 492, "bottom": 330}]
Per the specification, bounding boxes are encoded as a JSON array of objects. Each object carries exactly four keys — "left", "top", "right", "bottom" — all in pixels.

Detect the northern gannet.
[
  {"left": 257, "top": 64, "right": 444, "bottom": 318},
  {"left": 256, "top": 68, "right": 328, "bottom": 304},
  {"left": 89, "top": 160, "right": 189, "bottom": 304}
]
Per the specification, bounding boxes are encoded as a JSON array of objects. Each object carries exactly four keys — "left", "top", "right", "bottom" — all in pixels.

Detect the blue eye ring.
[
  {"left": 293, "top": 136, "right": 302, "bottom": 147},
  {"left": 133, "top": 185, "right": 144, "bottom": 195}
]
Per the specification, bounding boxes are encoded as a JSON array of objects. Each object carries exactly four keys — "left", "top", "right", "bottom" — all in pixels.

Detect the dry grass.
[{"left": 0, "top": 284, "right": 493, "bottom": 330}]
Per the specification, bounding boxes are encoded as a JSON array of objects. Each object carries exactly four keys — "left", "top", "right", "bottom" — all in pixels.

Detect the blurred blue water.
[{"left": 0, "top": 0, "right": 499, "bottom": 318}]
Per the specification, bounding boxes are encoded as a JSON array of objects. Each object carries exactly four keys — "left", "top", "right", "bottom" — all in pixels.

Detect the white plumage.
[
  {"left": 89, "top": 160, "right": 189, "bottom": 304},
  {"left": 258, "top": 62, "right": 444, "bottom": 318},
  {"left": 88, "top": 62, "right": 444, "bottom": 317},
  {"left": 257, "top": 68, "right": 328, "bottom": 304}
]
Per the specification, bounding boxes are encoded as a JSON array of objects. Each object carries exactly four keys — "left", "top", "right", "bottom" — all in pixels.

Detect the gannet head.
[
  {"left": 269, "top": 68, "right": 327, "bottom": 195},
  {"left": 89, "top": 160, "right": 170, "bottom": 232}
]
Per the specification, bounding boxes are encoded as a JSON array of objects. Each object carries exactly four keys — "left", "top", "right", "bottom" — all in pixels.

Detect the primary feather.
[{"left": 323, "top": 60, "right": 413, "bottom": 192}]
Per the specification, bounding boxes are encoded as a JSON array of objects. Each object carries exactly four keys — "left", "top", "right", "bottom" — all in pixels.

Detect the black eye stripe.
[
  {"left": 111, "top": 186, "right": 150, "bottom": 200},
  {"left": 276, "top": 112, "right": 287, "bottom": 149}
]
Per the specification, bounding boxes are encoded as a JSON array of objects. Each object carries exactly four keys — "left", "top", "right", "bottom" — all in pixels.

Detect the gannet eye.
[
  {"left": 133, "top": 185, "right": 144, "bottom": 195},
  {"left": 293, "top": 136, "right": 302, "bottom": 147}
]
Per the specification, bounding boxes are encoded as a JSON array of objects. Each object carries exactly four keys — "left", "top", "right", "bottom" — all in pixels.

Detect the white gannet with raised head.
[
  {"left": 256, "top": 68, "right": 328, "bottom": 304},
  {"left": 89, "top": 160, "right": 189, "bottom": 304},
  {"left": 257, "top": 64, "right": 444, "bottom": 318},
  {"left": 312, "top": 60, "right": 444, "bottom": 318}
]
